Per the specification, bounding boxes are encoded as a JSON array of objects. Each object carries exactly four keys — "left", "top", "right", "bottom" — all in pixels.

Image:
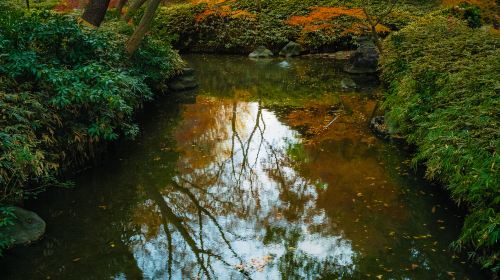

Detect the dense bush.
[
  {"left": 153, "top": 0, "right": 436, "bottom": 53},
  {"left": 380, "top": 14, "right": 499, "bottom": 271},
  {"left": 0, "top": 8, "right": 183, "bottom": 207}
]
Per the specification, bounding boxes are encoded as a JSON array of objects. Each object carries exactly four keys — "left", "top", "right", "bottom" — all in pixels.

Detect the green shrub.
[
  {"left": 380, "top": 14, "right": 500, "bottom": 271},
  {"left": 153, "top": 0, "right": 438, "bottom": 53},
  {"left": 0, "top": 8, "right": 182, "bottom": 205}
]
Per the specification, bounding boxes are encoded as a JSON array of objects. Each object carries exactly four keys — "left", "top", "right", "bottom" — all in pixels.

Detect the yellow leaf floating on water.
[
  {"left": 356, "top": 192, "right": 363, "bottom": 197},
  {"left": 376, "top": 275, "right": 383, "bottom": 279},
  {"left": 431, "top": 206, "right": 436, "bottom": 213}
]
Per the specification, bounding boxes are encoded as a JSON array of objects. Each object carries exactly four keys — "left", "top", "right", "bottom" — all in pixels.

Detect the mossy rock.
[
  {"left": 168, "top": 68, "right": 199, "bottom": 92},
  {"left": 0, "top": 207, "right": 46, "bottom": 247},
  {"left": 279, "top": 41, "right": 303, "bottom": 57},
  {"left": 249, "top": 46, "right": 274, "bottom": 58}
]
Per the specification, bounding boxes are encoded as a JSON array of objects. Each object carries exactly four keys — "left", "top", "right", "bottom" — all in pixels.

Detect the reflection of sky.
[{"left": 127, "top": 100, "right": 356, "bottom": 279}]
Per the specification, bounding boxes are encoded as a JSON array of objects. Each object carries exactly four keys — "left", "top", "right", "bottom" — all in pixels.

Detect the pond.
[{"left": 1, "top": 55, "right": 486, "bottom": 279}]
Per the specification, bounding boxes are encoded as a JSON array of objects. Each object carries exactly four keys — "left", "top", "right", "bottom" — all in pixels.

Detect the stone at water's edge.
[
  {"left": 0, "top": 207, "right": 45, "bottom": 247},
  {"left": 168, "top": 67, "right": 199, "bottom": 92},
  {"left": 279, "top": 41, "right": 303, "bottom": 57},
  {"left": 249, "top": 46, "right": 273, "bottom": 58},
  {"left": 344, "top": 36, "right": 379, "bottom": 74}
]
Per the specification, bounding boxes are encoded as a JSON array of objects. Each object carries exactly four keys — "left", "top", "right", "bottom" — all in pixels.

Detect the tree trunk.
[
  {"left": 116, "top": 0, "right": 127, "bottom": 14},
  {"left": 122, "top": 0, "right": 148, "bottom": 22},
  {"left": 81, "top": 0, "right": 111, "bottom": 27},
  {"left": 125, "top": 0, "right": 161, "bottom": 55}
]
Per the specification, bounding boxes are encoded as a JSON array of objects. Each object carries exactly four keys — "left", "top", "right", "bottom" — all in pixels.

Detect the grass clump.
[{"left": 380, "top": 13, "right": 499, "bottom": 271}]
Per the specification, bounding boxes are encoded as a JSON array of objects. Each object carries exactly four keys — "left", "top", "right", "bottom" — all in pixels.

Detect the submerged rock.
[
  {"left": 344, "top": 36, "right": 380, "bottom": 74},
  {"left": 369, "top": 115, "right": 404, "bottom": 141},
  {"left": 279, "top": 41, "right": 303, "bottom": 57},
  {"left": 249, "top": 46, "right": 274, "bottom": 58},
  {"left": 0, "top": 207, "right": 46, "bottom": 247},
  {"left": 341, "top": 77, "right": 358, "bottom": 90},
  {"left": 168, "top": 67, "right": 198, "bottom": 92},
  {"left": 370, "top": 116, "right": 389, "bottom": 139}
]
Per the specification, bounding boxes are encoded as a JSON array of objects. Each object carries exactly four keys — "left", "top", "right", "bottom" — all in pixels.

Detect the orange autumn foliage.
[
  {"left": 286, "top": 6, "right": 365, "bottom": 26},
  {"left": 192, "top": 0, "right": 255, "bottom": 22},
  {"left": 285, "top": 6, "right": 389, "bottom": 35}
]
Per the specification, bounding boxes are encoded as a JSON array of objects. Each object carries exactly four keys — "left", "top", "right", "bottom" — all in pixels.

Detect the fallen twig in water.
[{"left": 324, "top": 114, "right": 340, "bottom": 129}]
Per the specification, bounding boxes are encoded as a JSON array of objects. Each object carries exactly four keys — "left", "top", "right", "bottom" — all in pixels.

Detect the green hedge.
[{"left": 380, "top": 13, "right": 499, "bottom": 271}]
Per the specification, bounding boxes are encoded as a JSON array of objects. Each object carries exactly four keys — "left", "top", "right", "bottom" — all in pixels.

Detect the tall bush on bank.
[
  {"left": 380, "top": 13, "right": 499, "bottom": 271},
  {"left": 0, "top": 8, "right": 182, "bottom": 206}
]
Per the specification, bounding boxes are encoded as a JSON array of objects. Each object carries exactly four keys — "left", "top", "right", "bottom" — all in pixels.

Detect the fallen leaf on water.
[
  {"left": 234, "top": 263, "right": 246, "bottom": 271},
  {"left": 376, "top": 275, "right": 383, "bottom": 279},
  {"left": 411, "top": 264, "right": 419, "bottom": 270},
  {"left": 389, "top": 231, "right": 395, "bottom": 236},
  {"left": 72, "top": 258, "right": 81, "bottom": 262},
  {"left": 432, "top": 206, "right": 436, "bottom": 213},
  {"left": 356, "top": 192, "right": 363, "bottom": 197}
]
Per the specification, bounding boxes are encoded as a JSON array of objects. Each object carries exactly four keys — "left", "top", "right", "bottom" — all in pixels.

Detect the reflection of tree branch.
[
  {"left": 170, "top": 180, "right": 244, "bottom": 264},
  {"left": 165, "top": 223, "right": 173, "bottom": 280},
  {"left": 229, "top": 100, "right": 266, "bottom": 189},
  {"left": 143, "top": 184, "right": 212, "bottom": 279}
]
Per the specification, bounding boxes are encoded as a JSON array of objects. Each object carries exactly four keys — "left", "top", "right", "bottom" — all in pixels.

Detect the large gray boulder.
[
  {"left": 249, "top": 46, "right": 273, "bottom": 58},
  {"left": 168, "top": 68, "right": 198, "bottom": 92},
  {"left": 344, "top": 36, "right": 380, "bottom": 74},
  {"left": 0, "top": 207, "right": 45, "bottom": 247},
  {"left": 279, "top": 41, "right": 303, "bottom": 57}
]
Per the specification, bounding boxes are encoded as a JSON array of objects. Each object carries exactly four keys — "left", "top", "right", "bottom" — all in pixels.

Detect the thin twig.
[{"left": 324, "top": 114, "right": 340, "bottom": 129}]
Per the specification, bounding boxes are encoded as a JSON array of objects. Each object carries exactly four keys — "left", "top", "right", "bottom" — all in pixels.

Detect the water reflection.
[
  {"left": 0, "top": 55, "right": 485, "bottom": 280},
  {"left": 128, "top": 96, "right": 359, "bottom": 279}
]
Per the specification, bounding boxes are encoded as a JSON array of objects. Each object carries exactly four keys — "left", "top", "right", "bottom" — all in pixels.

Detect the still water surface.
[{"left": 1, "top": 55, "right": 485, "bottom": 279}]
